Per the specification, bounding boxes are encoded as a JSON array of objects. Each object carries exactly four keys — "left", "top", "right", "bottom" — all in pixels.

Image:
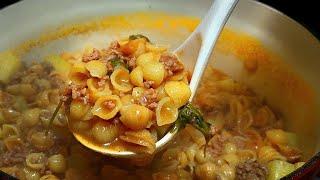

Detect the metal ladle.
[{"left": 73, "top": 0, "right": 239, "bottom": 158}]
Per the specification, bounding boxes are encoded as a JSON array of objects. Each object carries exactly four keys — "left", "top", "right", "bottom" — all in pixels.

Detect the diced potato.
[
  {"left": 267, "top": 160, "right": 295, "bottom": 180},
  {"left": 45, "top": 55, "right": 71, "bottom": 77},
  {"left": 0, "top": 51, "right": 22, "bottom": 84}
]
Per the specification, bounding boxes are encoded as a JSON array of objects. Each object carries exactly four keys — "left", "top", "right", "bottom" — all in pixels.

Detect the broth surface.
[{"left": 0, "top": 62, "right": 304, "bottom": 179}]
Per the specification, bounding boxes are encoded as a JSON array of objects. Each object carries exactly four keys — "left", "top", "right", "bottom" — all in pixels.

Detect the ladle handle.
[
  {"left": 155, "top": 0, "right": 239, "bottom": 155},
  {"left": 189, "top": 0, "right": 239, "bottom": 99}
]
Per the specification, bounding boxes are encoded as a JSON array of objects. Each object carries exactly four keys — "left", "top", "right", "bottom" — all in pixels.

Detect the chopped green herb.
[
  {"left": 46, "top": 99, "right": 63, "bottom": 135},
  {"left": 129, "top": 34, "right": 150, "bottom": 42},
  {"left": 110, "top": 58, "right": 129, "bottom": 70},
  {"left": 174, "top": 103, "right": 211, "bottom": 138}
]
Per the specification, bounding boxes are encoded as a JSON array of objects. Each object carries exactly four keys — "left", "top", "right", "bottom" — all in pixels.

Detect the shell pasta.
[
  {"left": 0, "top": 33, "right": 305, "bottom": 179},
  {"left": 156, "top": 97, "right": 178, "bottom": 126},
  {"left": 110, "top": 67, "right": 133, "bottom": 92},
  {"left": 64, "top": 35, "right": 191, "bottom": 154},
  {"left": 0, "top": 52, "right": 306, "bottom": 180},
  {"left": 150, "top": 67, "right": 305, "bottom": 180},
  {"left": 91, "top": 95, "right": 122, "bottom": 120}
]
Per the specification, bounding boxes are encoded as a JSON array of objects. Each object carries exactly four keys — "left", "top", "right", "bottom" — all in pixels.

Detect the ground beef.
[
  {"left": 59, "top": 86, "right": 72, "bottom": 102},
  {"left": 21, "top": 73, "right": 39, "bottom": 85},
  {"left": 103, "top": 100, "right": 116, "bottom": 109},
  {"left": 109, "top": 41, "right": 121, "bottom": 50},
  {"left": 69, "top": 84, "right": 89, "bottom": 104},
  {"left": 106, "top": 61, "right": 114, "bottom": 72},
  {"left": 210, "top": 125, "right": 220, "bottom": 136},
  {"left": 97, "top": 78, "right": 107, "bottom": 87},
  {"left": 0, "top": 144, "right": 35, "bottom": 167},
  {"left": 207, "top": 133, "right": 229, "bottom": 157},
  {"left": 125, "top": 56, "right": 136, "bottom": 70},
  {"left": 101, "top": 41, "right": 136, "bottom": 72},
  {"left": 101, "top": 41, "right": 137, "bottom": 70},
  {"left": 138, "top": 88, "right": 158, "bottom": 110},
  {"left": 28, "top": 64, "right": 46, "bottom": 75},
  {"left": 235, "top": 160, "right": 267, "bottom": 180},
  {"left": 49, "top": 73, "right": 66, "bottom": 88},
  {"left": 9, "top": 71, "right": 24, "bottom": 85},
  {"left": 0, "top": 150, "right": 25, "bottom": 167},
  {"left": 105, "top": 55, "right": 135, "bottom": 70},
  {"left": 82, "top": 48, "right": 101, "bottom": 62},
  {"left": 147, "top": 102, "right": 158, "bottom": 110},
  {"left": 0, "top": 91, "right": 15, "bottom": 108},
  {"left": 47, "top": 141, "right": 67, "bottom": 157},
  {"left": 159, "top": 54, "right": 184, "bottom": 76},
  {"left": 10, "top": 63, "right": 53, "bottom": 87},
  {"left": 102, "top": 41, "right": 122, "bottom": 61},
  {"left": 143, "top": 81, "right": 154, "bottom": 89}
]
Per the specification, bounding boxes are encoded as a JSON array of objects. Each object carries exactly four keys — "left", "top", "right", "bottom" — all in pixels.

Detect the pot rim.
[{"left": 251, "top": 1, "right": 320, "bottom": 178}]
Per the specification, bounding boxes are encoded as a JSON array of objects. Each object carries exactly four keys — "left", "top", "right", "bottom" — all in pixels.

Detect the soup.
[
  {"left": 0, "top": 44, "right": 304, "bottom": 179},
  {"left": 64, "top": 35, "right": 191, "bottom": 154}
]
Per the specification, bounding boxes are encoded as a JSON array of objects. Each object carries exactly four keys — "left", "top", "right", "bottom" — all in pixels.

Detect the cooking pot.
[{"left": 0, "top": 0, "right": 319, "bottom": 178}]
